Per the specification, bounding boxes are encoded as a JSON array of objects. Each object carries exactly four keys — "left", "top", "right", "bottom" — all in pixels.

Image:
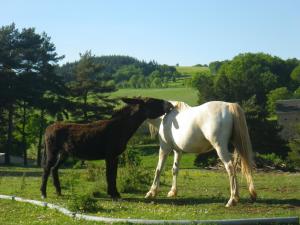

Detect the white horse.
[{"left": 146, "top": 101, "right": 257, "bottom": 207}]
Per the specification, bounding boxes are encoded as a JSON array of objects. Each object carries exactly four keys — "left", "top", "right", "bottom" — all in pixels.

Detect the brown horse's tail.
[{"left": 228, "top": 103, "right": 257, "bottom": 201}]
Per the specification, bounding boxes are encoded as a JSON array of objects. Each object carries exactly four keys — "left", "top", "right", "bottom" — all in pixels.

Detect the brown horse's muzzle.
[{"left": 164, "top": 101, "right": 175, "bottom": 114}]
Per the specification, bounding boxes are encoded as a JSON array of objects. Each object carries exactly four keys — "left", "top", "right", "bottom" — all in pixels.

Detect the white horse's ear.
[{"left": 121, "top": 97, "right": 144, "bottom": 105}]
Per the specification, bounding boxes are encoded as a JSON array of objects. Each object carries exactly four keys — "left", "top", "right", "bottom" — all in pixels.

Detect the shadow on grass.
[
  {"left": 109, "top": 196, "right": 227, "bottom": 205},
  {"left": 95, "top": 196, "right": 300, "bottom": 207},
  {"left": 0, "top": 170, "right": 43, "bottom": 177},
  {"left": 256, "top": 198, "right": 300, "bottom": 207}
]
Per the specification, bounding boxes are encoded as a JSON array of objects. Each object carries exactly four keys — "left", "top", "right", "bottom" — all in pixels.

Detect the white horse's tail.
[{"left": 228, "top": 103, "right": 257, "bottom": 201}]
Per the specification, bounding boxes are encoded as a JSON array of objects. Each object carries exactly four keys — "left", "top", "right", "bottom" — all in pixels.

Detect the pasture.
[
  {"left": 111, "top": 87, "right": 199, "bottom": 106},
  {"left": 176, "top": 66, "right": 209, "bottom": 76},
  {"left": 0, "top": 157, "right": 299, "bottom": 224}
]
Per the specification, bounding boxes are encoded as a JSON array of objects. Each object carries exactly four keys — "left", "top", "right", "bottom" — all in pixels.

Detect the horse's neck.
[{"left": 118, "top": 110, "right": 146, "bottom": 139}]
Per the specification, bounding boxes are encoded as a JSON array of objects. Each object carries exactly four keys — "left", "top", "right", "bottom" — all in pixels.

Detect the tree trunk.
[
  {"left": 37, "top": 109, "right": 45, "bottom": 167},
  {"left": 5, "top": 105, "right": 14, "bottom": 165},
  {"left": 21, "top": 102, "right": 27, "bottom": 166}
]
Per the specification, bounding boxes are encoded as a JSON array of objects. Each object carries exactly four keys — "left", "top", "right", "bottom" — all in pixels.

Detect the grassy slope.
[
  {"left": 111, "top": 87, "right": 199, "bottom": 106},
  {"left": 109, "top": 66, "right": 209, "bottom": 106},
  {"left": 0, "top": 166, "right": 299, "bottom": 223},
  {"left": 176, "top": 66, "right": 209, "bottom": 76}
]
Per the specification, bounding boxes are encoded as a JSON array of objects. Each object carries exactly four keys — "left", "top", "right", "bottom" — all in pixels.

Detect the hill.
[
  {"left": 175, "top": 66, "right": 209, "bottom": 76},
  {"left": 110, "top": 87, "right": 199, "bottom": 106}
]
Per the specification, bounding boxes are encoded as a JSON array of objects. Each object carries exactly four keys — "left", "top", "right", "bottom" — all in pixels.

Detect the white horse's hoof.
[
  {"left": 225, "top": 198, "right": 238, "bottom": 207},
  {"left": 145, "top": 190, "right": 157, "bottom": 199},
  {"left": 167, "top": 190, "right": 177, "bottom": 198}
]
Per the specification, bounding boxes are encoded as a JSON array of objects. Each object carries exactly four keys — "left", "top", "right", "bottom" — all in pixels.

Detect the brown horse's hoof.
[{"left": 109, "top": 191, "right": 121, "bottom": 199}]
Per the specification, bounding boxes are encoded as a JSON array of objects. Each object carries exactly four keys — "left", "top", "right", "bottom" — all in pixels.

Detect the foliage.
[
  {"left": 118, "top": 166, "right": 152, "bottom": 193},
  {"left": 288, "top": 124, "right": 300, "bottom": 168},
  {"left": 194, "top": 151, "right": 219, "bottom": 168},
  {"left": 0, "top": 23, "right": 65, "bottom": 165},
  {"left": 241, "top": 96, "right": 288, "bottom": 156},
  {"left": 255, "top": 153, "right": 295, "bottom": 171},
  {"left": 84, "top": 162, "right": 105, "bottom": 182},
  {"left": 67, "top": 51, "right": 117, "bottom": 122},
  {"left": 59, "top": 56, "right": 180, "bottom": 89},
  {"left": 266, "top": 87, "right": 292, "bottom": 116},
  {"left": 290, "top": 64, "right": 300, "bottom": 83},
  {"left": 67, "top": 194, "right": 99, "bottom": 213},
  {"left": 119, "top": 145, "right": 142, "bottom": 167}
]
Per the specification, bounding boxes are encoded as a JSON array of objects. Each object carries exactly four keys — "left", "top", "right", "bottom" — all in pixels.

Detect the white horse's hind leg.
[
  {"left": 167, "top": 150, "right": 182, "bottom": 197},
  {"left": 145, "top": 147, "right": 170, "bottom": 199},
  {"left": 214, "top": 143, "right": 239, "bottom": 207}
]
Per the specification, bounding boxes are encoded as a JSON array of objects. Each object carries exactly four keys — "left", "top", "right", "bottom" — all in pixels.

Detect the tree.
[
  {"left": 68, "top": 51, "right": 116, "bottom": 122},
  {"left": 0, "top": 24, "right": 21, "bottom": 164},
  {"left": 266, "top": 87, "right": 292, "bottom": 116},
  {"left": 0, "top": 24, "right": 65, "bottom": 165},
  {"left": 191, "top": 73, "right": 214, "bottom": 104},
  {"left": 290, "top": 65, "right": 300, "bottom": 83}
]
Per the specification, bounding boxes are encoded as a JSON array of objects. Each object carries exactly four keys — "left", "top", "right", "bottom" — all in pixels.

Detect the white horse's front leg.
[
  {"left": 167, "top": 150, "right": 182, "bottom": 197},
  {"left": 145, "top": 147, "right": 169, "bottom": 199}
]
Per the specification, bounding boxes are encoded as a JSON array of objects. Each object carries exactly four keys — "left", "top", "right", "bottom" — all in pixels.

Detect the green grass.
[
  {"left": 111, "top": 87, "right": 199, "bottom": 106},
  {"left": 0, "top": 164, "right": 299, "bottom": 224},
  {"left": 176, "top": 66, "right": 209, "bottom": 76}
]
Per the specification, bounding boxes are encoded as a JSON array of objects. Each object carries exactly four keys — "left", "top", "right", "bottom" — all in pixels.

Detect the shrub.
[
  {"left": 118, "top": 166, "right": 152, "bottom": 193},
  {"left": 255, "top": 153, "right": 295, "bottom": 171},
  {"left": 84, "top": 162, "right": 105, "bottom": 182},
  {"left": 119, "top": 146, "right": 141, "bottom": 167},
  {"left": 194, "top": 151, "right": 219, "bottom": 168},
  {"left": 68, "top": 194, "right": 100, "bottom": 213},
  {"left": 62, "top": 171, "right": 80, "bottom": 194},
  {"left": 288, "top": 133, "right": 300, "bottom": 169}
]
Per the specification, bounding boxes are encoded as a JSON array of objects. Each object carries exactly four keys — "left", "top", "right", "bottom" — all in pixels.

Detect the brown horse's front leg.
[{"left": 105, "top": 157, "right": 120, "bottom": 198}]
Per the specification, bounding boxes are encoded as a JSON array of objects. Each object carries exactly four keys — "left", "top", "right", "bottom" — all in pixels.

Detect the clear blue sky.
[{"left": 1, "top": 0, "right": 299, "bottom": 66}]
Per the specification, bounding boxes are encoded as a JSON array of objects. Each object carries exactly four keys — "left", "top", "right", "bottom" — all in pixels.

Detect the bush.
[
  {"left": 255, "top": 153, "right": 295, "bottom": 171},
  {"left": 119, "top": 146, "right": 141, "bottom": 167},
  {"left": 68, "top": 194, "right": 100, "bottom": 213},
  {"left": 194, "top": 151, "right": 219, "bottom": 168},
  {"left": 288, "top": 133, "right": 300, "bottom": 169},
  {"left": 118, "top": 166, "right": 152, "bottom": 193},
  {"left": 84, "top": 162, "right": 105, "bottom": 182}
]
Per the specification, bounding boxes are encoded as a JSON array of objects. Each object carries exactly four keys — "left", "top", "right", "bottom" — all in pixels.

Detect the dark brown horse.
[{"left": 40, "top": 97, "right": 174, "bottom": 199}]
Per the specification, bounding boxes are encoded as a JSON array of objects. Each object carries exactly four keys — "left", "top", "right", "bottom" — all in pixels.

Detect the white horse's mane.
[
  {"left": 170, "top": 101, "right": 190, "bottom": 111},
  {"left": 148, "top": 101, "right": 191, "bottom": 138}
]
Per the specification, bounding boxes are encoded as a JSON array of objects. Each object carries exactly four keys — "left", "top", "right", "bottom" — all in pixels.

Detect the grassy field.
[
  {"left": 0, "top": 162, "right": 299, "bottom": 224},
  {"left": 111, "top": 87, "right": 199, "bottom": 106},
  {"left": 176, "top": 66, "right": 209, "bottom": 76}
]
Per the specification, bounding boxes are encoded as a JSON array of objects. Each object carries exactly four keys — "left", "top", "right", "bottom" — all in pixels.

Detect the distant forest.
[{"left": 57, "top": 54, "right": 181, "bottom": 89}]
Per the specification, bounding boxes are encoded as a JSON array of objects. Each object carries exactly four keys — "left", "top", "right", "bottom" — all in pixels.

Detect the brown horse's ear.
[{"left": 121, "top": 97, "right": 144, "bottom": 105}]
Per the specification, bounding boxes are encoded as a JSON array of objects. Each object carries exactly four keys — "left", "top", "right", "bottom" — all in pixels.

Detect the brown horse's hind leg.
[
  {"left": 105, "top": 157, "right": 120, "bottom": 198},
  {"left": 51, "top": 153, "right": 67, "bottom": 196}
]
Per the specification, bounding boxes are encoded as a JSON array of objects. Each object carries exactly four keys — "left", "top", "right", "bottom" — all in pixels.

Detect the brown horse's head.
[{"left": 121, "top": 97, "right": 174, "bottom": 119}]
